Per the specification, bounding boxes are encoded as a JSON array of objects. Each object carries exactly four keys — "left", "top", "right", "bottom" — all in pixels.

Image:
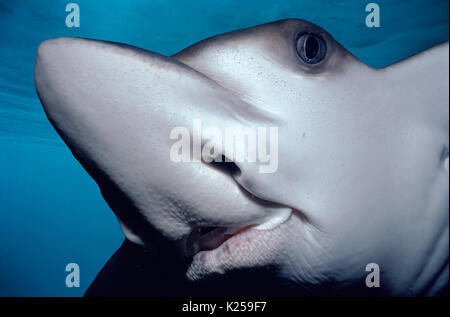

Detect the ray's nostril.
[{"left": 207, "top": 155, "right": 241, "bottom": 177}]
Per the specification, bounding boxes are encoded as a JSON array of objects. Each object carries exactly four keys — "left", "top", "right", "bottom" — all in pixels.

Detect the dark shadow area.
[{"left": 85, "top": 239, "right": 449, "bottom": 297}]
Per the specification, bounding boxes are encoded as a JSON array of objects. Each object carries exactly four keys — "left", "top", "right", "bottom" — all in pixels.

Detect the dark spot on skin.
[{"left": 439, "top": 146, "right": 449, "bottom": 166}]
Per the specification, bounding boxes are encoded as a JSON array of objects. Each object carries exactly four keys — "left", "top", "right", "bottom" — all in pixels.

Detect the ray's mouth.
[
  {"left": 184, "top": 207, "right": 292, "bottom": 257},
  {"left": 185, "top": 224, "right": 255, "bottom": 256}
]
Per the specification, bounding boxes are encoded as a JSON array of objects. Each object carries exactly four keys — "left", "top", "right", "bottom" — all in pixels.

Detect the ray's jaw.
[{"left": 181, "top": 158, "right": 308, "bottom": 258}]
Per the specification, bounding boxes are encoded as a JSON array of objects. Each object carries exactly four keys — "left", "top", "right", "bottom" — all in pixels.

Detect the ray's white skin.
[{"left": 34, "top": 19, "right": 449, "bottom": 296}]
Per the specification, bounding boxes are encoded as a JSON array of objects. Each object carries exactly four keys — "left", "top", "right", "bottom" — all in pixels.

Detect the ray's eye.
[{"left": 296, "top": 33, "right": 327, "bottom": 65}]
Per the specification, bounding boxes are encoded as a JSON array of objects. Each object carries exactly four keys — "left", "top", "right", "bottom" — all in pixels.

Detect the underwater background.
[{"left": 0, "top": 0, "right": 448, "bottom": 296}]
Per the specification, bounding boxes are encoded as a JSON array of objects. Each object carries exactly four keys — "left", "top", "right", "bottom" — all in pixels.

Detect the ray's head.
[{"left": 34, "top": 19, "right": 449, "bottom": 295}]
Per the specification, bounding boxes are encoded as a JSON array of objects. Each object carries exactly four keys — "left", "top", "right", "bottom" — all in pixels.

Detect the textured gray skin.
[{"left": 34, "top": 19, "right": 449, "bottom": 296}]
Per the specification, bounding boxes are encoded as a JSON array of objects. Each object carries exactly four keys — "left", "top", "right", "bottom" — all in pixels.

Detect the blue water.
[{"left": 0, "top": 0, "right": 448, "bottom": 296}]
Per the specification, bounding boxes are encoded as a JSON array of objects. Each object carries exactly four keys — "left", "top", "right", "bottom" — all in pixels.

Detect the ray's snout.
[{"left": 33, "top": 37, "right": 285, "bottom": 258}]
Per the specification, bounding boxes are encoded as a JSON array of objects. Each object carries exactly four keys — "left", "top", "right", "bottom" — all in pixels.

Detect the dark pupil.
[{"left": 304, "top": 35, "right": 319, "bottom": 59}]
